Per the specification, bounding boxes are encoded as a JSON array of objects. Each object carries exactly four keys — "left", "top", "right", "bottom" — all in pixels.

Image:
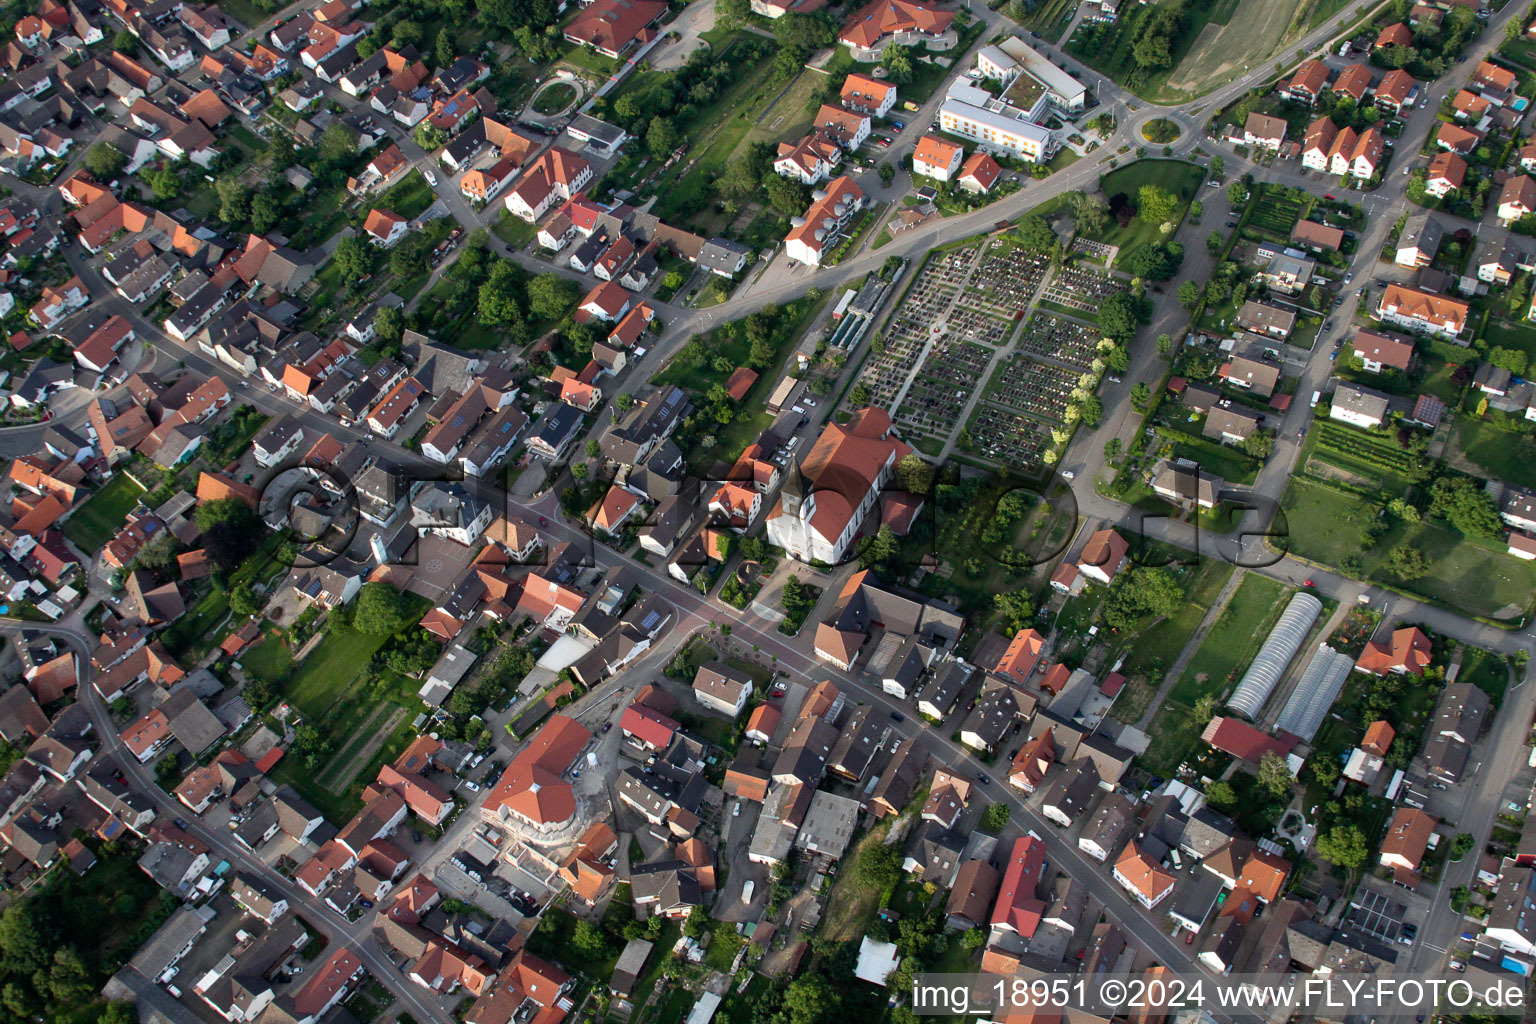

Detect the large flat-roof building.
[{"left": 939, "top": 78, "right": 1058, "bottom": 163}]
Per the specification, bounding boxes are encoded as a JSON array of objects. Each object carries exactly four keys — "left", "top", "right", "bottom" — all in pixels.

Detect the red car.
[
  {"left": 538, "top": 516, "right": 548, "bottom": 526},
  {"left": 1303, "top": 579, "right": 1315, "bottom": 587},
  {"left": 1324, "top": 193, "right": 1336, "bottom": 200}
]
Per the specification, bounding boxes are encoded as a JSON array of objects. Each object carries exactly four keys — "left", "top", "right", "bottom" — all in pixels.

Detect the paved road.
[
  {"left": 12, "top": 0, "right": 1528, "bottom": 989},
  {"left": 12, "top": 617, "right": 460, "bottom": 1024}
]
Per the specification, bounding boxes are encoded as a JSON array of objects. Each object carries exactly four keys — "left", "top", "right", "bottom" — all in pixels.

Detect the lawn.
[
  {"left": 821, "top": 821, "right": 890, "bottom": 942},
  {"left": 1113, "top": 558, "right": 1236, "bottom": 681},
  {"left": 1017, "top": 0, "right": 1080, "bottom": 42},
  {"left": 1454, "top": 417, "right": 1536, "bottom": 489},
  {"left": 63, "top": 473, "right": 146, "bottom": 552},
  {"left": 1169, "top": 572, "right": 1291, "bottom": 707},
  {"left": 375, "top": 170, "right": 437, "bottom": 221},
  {"left": 1094, "top": 160, "right": 1206, "bottom": 262},
  {"left": 1458, "top": 647, "right": 1511, "bottom": 708},
  {"left": 1283, "top": 477, "right": 1536, "bottom": 621},
  {"left": 238, "top": 628, "right": 295, "bottom": 682},
  {"left": 284, "top": 620, "right": 396, "bottom": 716},
  {"left": 601, "top": 31, "right": 783, "bottom": 222}
]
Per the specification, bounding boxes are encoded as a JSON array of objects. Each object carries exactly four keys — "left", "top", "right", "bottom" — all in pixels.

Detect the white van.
[
  {"left": 1310, "top": 390, "right": 1321, "bottom": 407},
  {"left": 742, "top": 880, "right": 755, "bottom": 904}
]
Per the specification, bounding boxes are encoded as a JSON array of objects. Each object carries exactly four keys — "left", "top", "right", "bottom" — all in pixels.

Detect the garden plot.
[
  {"left": 958, "top": 246, "right": 1053, "bottom": 321},
  {"left": 1040, "top": 265, "right": 1125, "bottom": 312},
  {"left": 966, "top": 405, "right": 1053, "bottom": 466},
  {"left": 984, "top": 357, "right": 1082, "bottom": 421},
  {"left": 1015, "top": 313, "right": 1100, "bottom": 370},
  {"left": 1249, "top": 187, "right": 1307, "bottom": 236}
]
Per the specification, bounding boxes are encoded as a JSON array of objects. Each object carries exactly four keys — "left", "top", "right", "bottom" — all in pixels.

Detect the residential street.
[{"left": 9, "top": 0, "right": 1536, "bottom": 1006}]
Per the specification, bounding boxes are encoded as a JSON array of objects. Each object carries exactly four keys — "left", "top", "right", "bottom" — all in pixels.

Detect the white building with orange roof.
[
  {"left": 482, "top": 714, "right": 591, "bottom": 833},
  {"left": 784, "top": 175, "right": 865, "bottom": 267},
  {"left": 503, "top": 146, "right": 593, "bottom": 222},
  {"left": 840, "top": 72, "right": 897, "bottom": 116},
  {"left": 363, "top": 208, "right": 407, "bottom": 247},
  {"left": 765, "top": 406, "right": 911, "bottom": 563},
  {"left": 912, "top": 133, "right": 964, "bottom": 181}
]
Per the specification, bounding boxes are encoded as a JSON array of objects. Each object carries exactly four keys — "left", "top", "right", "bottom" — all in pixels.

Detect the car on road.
[
  {"left": 602, "top": 721, "right": 612, "bottom": 733},
  {"left": 890, "top": 711, "right": 904, "bottom": 722},
  {"left": 1106, "top": 375, "right": 1122, "bottom": 384},
  {"left": 238, "top": 380, "right": 249, "bottom": 389},
  {"left": 423, "top": 168, "right": 438, "bottom": 186},
  {"left": 411, "top": 830, "right": 424, "bottom": 843},
  {"left": 890, "top": 120, "right": 904, "bottom": 130},
  {"left": 1007, "top": 748, "right": 1019, "bottom": 759},
  {"left": 1324, "top": 192, "right": 1336, "bottom": 200},
  {"left": 1303, "top": 579, "right": 1315, "bottom": 587},
  {"left": 975, "top": 772, "right": 991, "bottom": 786},
  {"left": 538, "top": 516, "right": 548, "bottom": 526}
]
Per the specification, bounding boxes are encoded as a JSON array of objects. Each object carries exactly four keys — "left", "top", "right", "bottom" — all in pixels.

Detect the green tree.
[
  {"left": 526, "top": 274, "right": 579, "bottom": 320},
  {"left": 1102, "top": 566, "right": 1184, "bottom": 629},
  {"left": 859, "top": 523, "right": 899, "bottom": 568},
  {"left": 85, "top": 143, "right": 127, "bottom": 180},
  {"left": 1137, "top": 184, "right": 1179, "bottom": 223},
  {"left": 994, "top": 589, "right": 1035, "bottom": 635},
  {"left": 878, "top": 162, "right": 896, "bottom": 187},
  {"left": 194, "top": 498, "right": 260, "bottom": 571},
  {"left": 1177, "top": 279, "right": 1201, "bottom": 308},
  {"left": 1068, "top": 191, "right": 1110, "bottom": 236},
  {"left": 646, "top": 116, "right": 682, "bottom": 159},
  {"left": 1227, "top": 180, "right": 1250, "bottom": 207},
  {"left": 229, "top": 583, "right": 263, "bottom": 618},
  {"left": 1098, "top": 293, "right": 1144, "bottom": 340},
  {"left": 979, "top": 803, "right": 1011, "bottom": 832},
  {"left": 1129, "top": 381, "right": 1152, "bottom": 410},
  {"left": 717, "top": 0, "right": 750, "bottom": 27},
  {"left": 435, "top": 26, "right": 454, "bottom": 67},
  {"left": 319, "top": 122, "right": 357, "bottom": 165},
  {"left": 478, "top": 261, "right": 525, "bottom": 328},
  {"left": 1204, "top": 779, "right": 1236, "bottom": 807},
  {"left": 250, "top": 191, "right": 283, "bottom": 234},
  {"left": 1384, "top": 544, "right": 1428, "bottom": 581},
  {"left": 1014, "top": 213, "right": 1059, "bottom": 254},
  {"left": 389, "top": 236, "right": 428, "bottom": 279},
  {"left": 782, "top": 975, "right": 840, "bottom": 1024},
  {"left": 352, "top": 582, "right": 412, "bottom": 635},
  {"left": 881, "top": 44, "right": 915, "bottom": 84},
  {"left": 1256, "top": 751, "right": 1295, "bottom": 798},
  {"left": 1209, "top": 155, "right": 1224, "bottom": 178},
  {"left": 1241, "top": 429, "right": 1274, "bottom": 459},
  {"left": 1316, "top": 823, "right": 1369, "bottom": 869},
  {"left": 571, "top": 918, "right": 610, "bottom": 959},
  {"left": 1427, "top": 475, "right": 1501, "bottom": 537},
  {"left": 331, "top": 235, "right": 376, "bottom": 288},
  {"left": 763, "top": 173, "right": 810, "bottom": 216},
  {"left": 147, "top": 167, "right": 181, "bottom": 200},
  {"left": 374, "top": 305, "right": 404, "bottom": 345},
  {"left": 1451, "top": 832, "right": 1475, "bottom": 860},
  {"left": 892, "top": 453, "right": 934, "bottom": 495},
  {"left": 112, "top": 29, "right": 137, "bottom": 53},
  {"left": 683, "top": 904, "right": 708, "bottom": 939}
]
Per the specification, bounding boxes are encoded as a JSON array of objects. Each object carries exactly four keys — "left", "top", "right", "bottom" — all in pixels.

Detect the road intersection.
[{"left": 9, "top": 0, "right": 1536, "bottom": 1011}]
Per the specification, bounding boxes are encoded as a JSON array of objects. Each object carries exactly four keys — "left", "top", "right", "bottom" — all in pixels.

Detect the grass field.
[
  {"left": 375, "top": 170, "right": 436, "bottom": 221},
  {"left": 1169, "top": 572, "right": 1291, "bottom": 707},
  {"left": 1015, "top": 0, "right": 1080, "bottom": 42},
  {"left": 1283, "top": 477, "right": 1536, "bottom": 620},
  {"left": 1095, "top": 160, "right": 1206, "bottom": 261},
  {"left": 1453, "top": 418, "right": 1536, "bottom": 489},
  {"left": 1113, "top": 558, "right": 1236, "bottom": 680},
  {"left": 1458, "top": 647, "right": 1511, "bottom": 708},
  {"left": 63, "top": 474, "right": 146, "bottom": 552},
  {"left": 822, "top": 821, "right": 891, "bottom": 942}
]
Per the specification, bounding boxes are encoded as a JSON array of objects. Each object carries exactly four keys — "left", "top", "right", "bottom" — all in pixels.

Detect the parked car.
[{"left": 890, "top": 711, "right": 904, "bottom": 722}]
